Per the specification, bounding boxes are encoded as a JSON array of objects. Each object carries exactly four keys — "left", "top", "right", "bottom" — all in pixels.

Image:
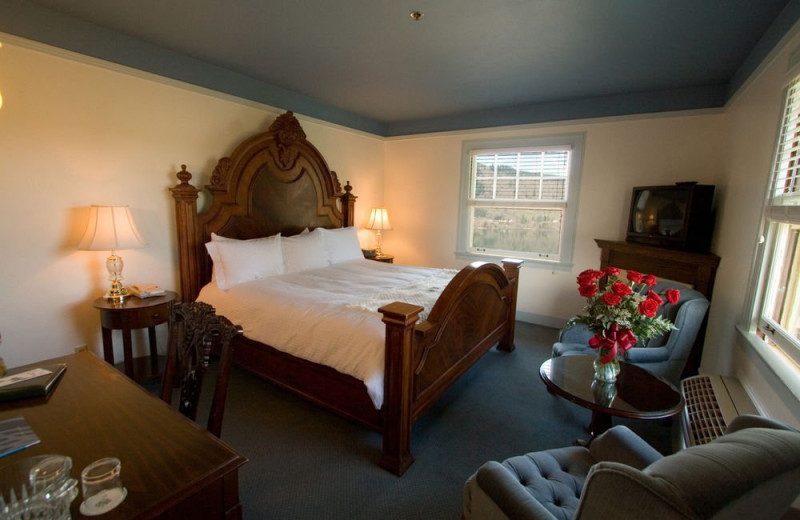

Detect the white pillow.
[
  {"left": 205, "top": 233, "right": 284, "bottom": 290},
  {"left": 282, "top": 228, "right": 329, "bottom": 273},
  {"left": 320, "top": 227, "right": 363, "bottom": 264},
  {"left": 211, "top": 232, "right": 233, "bottom": 241}
]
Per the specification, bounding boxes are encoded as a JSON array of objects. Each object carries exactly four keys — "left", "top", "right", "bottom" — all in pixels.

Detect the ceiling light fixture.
[{"left": 409, "top": 10, "right": 423, "bottom": 21}]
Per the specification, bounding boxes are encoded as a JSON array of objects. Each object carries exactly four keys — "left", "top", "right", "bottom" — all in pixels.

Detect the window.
[
  {"left": 457, "top": 135, "right": 585, "bottom": 267},
  {"left": 751, "top": 73, "right": 800, "bottom": 367}
]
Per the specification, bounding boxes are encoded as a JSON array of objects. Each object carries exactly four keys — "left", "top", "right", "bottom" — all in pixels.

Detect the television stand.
[
  {"left": 594, "top": 239, "right": 720, "bottom": 378},
  {"left": 595, "top": 240, "right": 719, "bottom": 299}
]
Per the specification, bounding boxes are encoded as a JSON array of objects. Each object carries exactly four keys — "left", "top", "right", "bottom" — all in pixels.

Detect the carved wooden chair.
[{"left": 160, "top": 301, "right": 243, "bottom": 437}]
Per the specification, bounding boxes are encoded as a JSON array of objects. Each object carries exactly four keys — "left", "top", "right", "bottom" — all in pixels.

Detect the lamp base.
[
  {"left": 104, "top": 286, "right": 128, "bottom": 303},
  {"left": 104, "top": 253, "right": 128, "bottom": 303},
  {"left": 104, "top": 279, "right": 128, "bottom": 303}
]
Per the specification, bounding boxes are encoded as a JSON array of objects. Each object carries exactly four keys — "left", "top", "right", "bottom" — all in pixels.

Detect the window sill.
[
  {"left": 736, "top": 324, "right": 800, "bottom": 404},
  {"left": 454, "top": 251, "right": 573, "bottom": 271}
]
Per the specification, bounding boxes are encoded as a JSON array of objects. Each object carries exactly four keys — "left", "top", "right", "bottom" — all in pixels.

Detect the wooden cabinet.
[
  {"left": 595, "top": 240, "right": 719, "bottom": 299},
  {"left": 595, "top": 240, "right": 720, "bottom": 377}
]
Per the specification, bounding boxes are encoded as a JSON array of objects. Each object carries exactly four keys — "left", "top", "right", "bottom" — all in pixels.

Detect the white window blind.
[
  {"left": 770, "top": 75, "right": 800, "bottom": 213},
  {"left": 470, "top": 148, "right": 570, "bottom": 203}
]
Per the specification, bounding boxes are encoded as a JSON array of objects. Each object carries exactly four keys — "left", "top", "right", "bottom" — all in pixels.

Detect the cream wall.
[
  {"left": 705, "top": 22, "right": 800, "bottom": 425},
  {"left": 0, "top": 39, "right": 384, "bottom": 367},
  {"left": 383, "top": 115, "right": 725, "bottom": 325}
]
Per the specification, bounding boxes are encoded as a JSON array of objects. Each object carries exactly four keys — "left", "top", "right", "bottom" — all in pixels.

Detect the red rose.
[
  {"left": 604, "top": 266, "right": 621, "bottom": 277},
  {"left": 611, "top": 282, "right": 633, "bottom": 297},
  {"left": 638, "top": 298, "right": 659, "bottom": 317},
  {"left": 666, "top": 288, "right": 680, "bottom": 304},
  {"left": 577, "top": 269, "right": 601, "bottom": 287},
  {"left": 579, "top": 284, "right": 598, "bottom": 297},
  {"left": 626, "top": 270, "right": 643, "bottom": 283},
  {"left": 642, "top": 274, "right": 657, "bottom": 286},
  {"left": 646, "top": 290, "right": 663, "bottom": 305},
  {"left": 602, "top": 292, "right": 621, "bottom": 306}
]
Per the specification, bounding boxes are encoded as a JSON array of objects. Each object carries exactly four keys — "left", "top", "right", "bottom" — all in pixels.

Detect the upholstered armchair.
[
  {"left": 463, "top": 415, "right": 800, "bottom": 520},
  {"left": 552, "top": 281, "right": 709, "bottom": 386}
]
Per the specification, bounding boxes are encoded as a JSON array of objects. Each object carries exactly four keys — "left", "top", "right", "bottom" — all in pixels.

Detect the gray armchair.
[
  {"left": 463, "top": 415, "right": 800, "bottom": 520},
  {"left": 552, "top": 281, "right": 709, "bottom": 386}
]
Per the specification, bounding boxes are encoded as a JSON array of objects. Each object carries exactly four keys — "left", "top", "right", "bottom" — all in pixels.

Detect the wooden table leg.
[
  {"left": 101, "top": 327, "right": 114, "bottom": 365},
  {"left": 122, "top": 329, "right": 134, "bottom": 379},
  {"left": 588, "top": 411, "right": 612, "bottom": 438},
  {"left": 147, "top": 326, "right": 159, "bottom": 375}
]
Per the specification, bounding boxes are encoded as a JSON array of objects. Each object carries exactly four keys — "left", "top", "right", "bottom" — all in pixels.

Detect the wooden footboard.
[{"left": 378, "top": 259, "right": 523, "bottom": 475}]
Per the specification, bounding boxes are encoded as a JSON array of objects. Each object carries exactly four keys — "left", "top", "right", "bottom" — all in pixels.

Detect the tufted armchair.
[
  {"left": 552, "top": 281, "right": 709, "bottom": 386},
  {"left": 463, "top": 415, "right": 800, "bottom": 520}
]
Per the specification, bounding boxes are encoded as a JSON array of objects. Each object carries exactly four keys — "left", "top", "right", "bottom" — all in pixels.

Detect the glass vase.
[
  {"left": 592, "top": 350, "right": 620, "bottom": 382},
  {"left": 591, "top": 379, "right": 618, "bottom": 407}
]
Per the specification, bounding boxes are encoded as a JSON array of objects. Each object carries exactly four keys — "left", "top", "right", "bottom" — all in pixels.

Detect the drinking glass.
[
  {"left": 29, "top": 456, "right": 72, "bottom": 495},
  {"left": 0, "top": 487, "right": 57, "bottom": 520},
  {"left": 27, "top": 455, "right": 78, "bottom": 520},
  {"left": 79, "top": 458, "right": 126, "bottom": 516}
]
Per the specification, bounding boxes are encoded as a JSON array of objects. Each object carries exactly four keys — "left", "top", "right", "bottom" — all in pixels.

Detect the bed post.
[
  {"left": 378, "top": 301, "right": 423, "bottom": 476},
  {"left": 340, "top": 181, "right": 356, "bottom": 227},
  {"left": 170, "top": 165, "right": 202, "bottom": 302},
  {"left": 499, "top": 259, "right": 524, "bottom": 352}
]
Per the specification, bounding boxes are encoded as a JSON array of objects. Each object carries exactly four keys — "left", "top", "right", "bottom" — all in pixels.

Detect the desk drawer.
[
  {"left": 99, "top": 303, "right": 170, "bottom": 329},
  {"left": 131, "top": 304, "right": 170, "bottom": 327}
]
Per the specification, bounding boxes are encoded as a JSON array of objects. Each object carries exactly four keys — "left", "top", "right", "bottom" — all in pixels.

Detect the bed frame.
[{"left": 170, "top": 111, "right": 523, "bottom": 475}]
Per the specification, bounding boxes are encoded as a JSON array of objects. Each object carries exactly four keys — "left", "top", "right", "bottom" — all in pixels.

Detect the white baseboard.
[{"left": 515, "top": 311, "right": 566, "bottom": 330}]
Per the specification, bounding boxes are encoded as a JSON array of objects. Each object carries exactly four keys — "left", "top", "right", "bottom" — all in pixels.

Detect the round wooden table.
[
  {"left": 93, "top": 291, "right": 178, "bottom": 381},
  {"left": 540, "top": 356, "right": 684, "bottom": 439}
]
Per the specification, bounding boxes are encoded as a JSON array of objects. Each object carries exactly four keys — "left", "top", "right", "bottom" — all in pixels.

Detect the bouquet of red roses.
[{"left": 567, "top": 266, "right": 679, "bottom": 363}]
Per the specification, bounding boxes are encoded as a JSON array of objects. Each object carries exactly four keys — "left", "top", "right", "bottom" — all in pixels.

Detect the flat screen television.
[{"left": 626, "top": 183, "right": 715, "bottom": 252}]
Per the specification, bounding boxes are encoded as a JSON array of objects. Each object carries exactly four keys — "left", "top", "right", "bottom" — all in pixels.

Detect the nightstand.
[
  {"left": 93, "top": 291, "right": 177, "bottom": 381},
  {"left": 370, "top": 255, "right": 394, "bottom": 263}
]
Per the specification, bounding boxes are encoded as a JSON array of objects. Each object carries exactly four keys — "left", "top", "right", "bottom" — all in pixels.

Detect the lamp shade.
[
  {"left": 79, "top": 205, "right": 145, "bottom": 252},
  {"left": 366, "top": 208, "right": 392, "bottom": 231}
]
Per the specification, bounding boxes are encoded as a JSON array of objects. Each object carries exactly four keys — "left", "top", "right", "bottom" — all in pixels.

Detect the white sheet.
[{"left": 197, "top": 259, "right": 458, "bottom": 409}]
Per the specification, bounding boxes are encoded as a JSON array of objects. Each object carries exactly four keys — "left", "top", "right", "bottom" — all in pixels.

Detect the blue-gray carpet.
[{"left": 207, "top": 322, "right": 672, "bottom": 519}]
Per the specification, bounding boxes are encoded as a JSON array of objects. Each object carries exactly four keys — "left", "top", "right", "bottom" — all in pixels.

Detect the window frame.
[
  {"left": 456, "top": 134, "right": 585, "bottom": 269},
  {"left": 744, "top": 70, "right": 800, "bottom": 370}
]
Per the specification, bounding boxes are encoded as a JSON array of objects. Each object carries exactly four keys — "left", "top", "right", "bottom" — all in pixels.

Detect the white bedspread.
[{"left": 197, "top": 259, "right": 458, "bottom": 409}]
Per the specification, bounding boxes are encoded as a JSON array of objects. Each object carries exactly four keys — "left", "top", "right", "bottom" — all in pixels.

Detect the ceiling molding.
[
  {"left": 3, "top": 0, "right": 800, "bottom": 137},
  {"left": 0, "top": 0, "right": 387, "bottom": 135}
]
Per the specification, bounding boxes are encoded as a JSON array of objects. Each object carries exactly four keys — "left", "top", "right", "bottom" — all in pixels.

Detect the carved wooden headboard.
[{"left": 171, "top": 111, "right": 357, "bottom": 301}]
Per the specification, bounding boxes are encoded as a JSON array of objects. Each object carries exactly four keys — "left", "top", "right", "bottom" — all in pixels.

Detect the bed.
[{"left": 170, "top": 111, "right": 523, "bottom": 475}]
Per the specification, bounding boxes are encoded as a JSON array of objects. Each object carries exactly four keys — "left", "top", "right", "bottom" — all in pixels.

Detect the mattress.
[{"left": 197, "top": 259, "right": 458, "bottom": 408}]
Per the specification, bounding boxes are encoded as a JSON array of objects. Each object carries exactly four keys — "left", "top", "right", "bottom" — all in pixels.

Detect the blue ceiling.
[{"left": 2, "top": 0, "right": 799, "bottom": 136}]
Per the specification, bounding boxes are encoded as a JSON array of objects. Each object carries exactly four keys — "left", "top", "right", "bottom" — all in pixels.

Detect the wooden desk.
[
  {"left": 540, "top": 356, "right": 684, "bottom": 438},
  {"left": 0, "top": 352, "right": 247, "bottom": 519},
  {"left": 93, "top": 291, "right": 178, "bottom": 381}
]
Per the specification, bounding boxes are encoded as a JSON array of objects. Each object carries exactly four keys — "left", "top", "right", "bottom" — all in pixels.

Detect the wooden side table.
[
  {"left": 93, "top": 291, "right": 178, "bottom": 381},
  {"left": 370, "top": 255, "right": 394, "bottom": 263}
]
